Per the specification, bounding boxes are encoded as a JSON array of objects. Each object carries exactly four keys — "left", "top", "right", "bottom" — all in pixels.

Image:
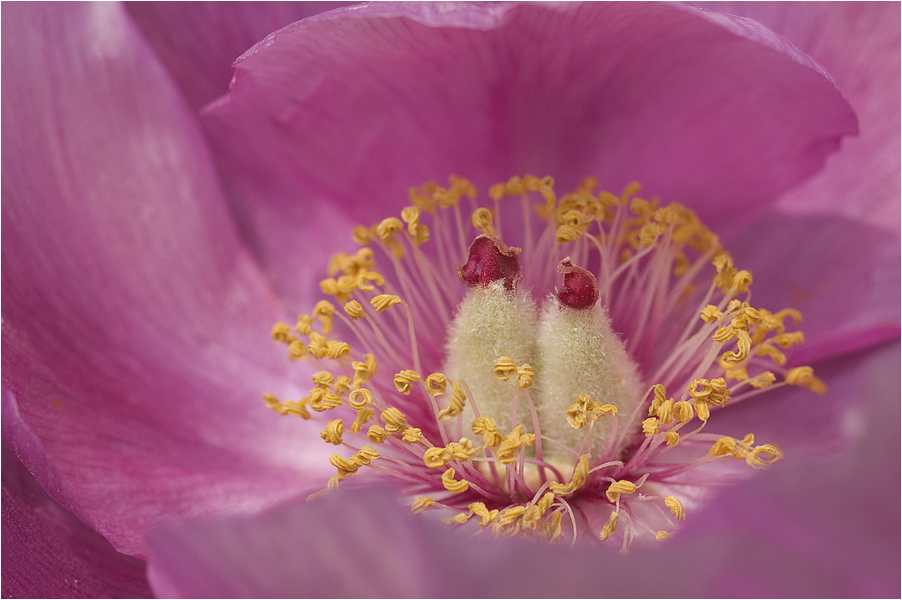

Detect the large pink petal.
[
  {"left": 1, "top": 443, "right": 151, "bottom": 599},
  {"left": 697, "top": 2, "right": 901, "bottom": 233},
  {"left": 204, "top": 1, "right": 856, "bottom": 303},
  {"left": 146, "top": 342, "right": 900, "bottom": 597},
  {"left": 127, "top": 2, "right": 357, "bottom": 111},
  {"left": 1, "top": 3, "right": 331, "bottom": 557}
]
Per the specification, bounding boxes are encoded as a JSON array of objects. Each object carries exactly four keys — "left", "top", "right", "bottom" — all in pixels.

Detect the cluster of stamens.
[{"left": 264, "top": 175, "right": 825, "bottom": 550}]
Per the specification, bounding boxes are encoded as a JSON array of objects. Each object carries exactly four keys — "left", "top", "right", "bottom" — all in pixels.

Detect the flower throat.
[{"left": 265, "top": 175, "right": 825, "bottom": 549}]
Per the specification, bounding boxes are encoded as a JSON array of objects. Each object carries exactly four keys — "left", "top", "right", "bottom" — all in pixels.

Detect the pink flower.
[{"left": 2, "top": 2, "right": 898, "bottom": 597}]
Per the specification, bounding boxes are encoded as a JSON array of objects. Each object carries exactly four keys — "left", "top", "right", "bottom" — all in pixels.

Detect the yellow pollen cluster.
[{"left": 263, "top": 174, "right": 825, "bottom": 550}]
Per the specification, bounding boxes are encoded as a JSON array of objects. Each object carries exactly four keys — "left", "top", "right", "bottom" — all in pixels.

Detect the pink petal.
[
  {"left": 2, "top": 442, "right": 151, "bottom": 599},
  {"left": 728, "top": 213, "right": 900, "bottom": 363},
  {"left": 127, "top": 2, "right": 356, "bottom": 111},
  {"left": 146, "top": 345, "right": 900, "bottom": 597},
  {"left": 698, "top": 2, "right": 901, "bottom": 233},
  {"left": 2, "top": 3, "right": 330, "bottom": 556},
  {"left": 204, "top": 2, "right": 857, "bottom": 303}
]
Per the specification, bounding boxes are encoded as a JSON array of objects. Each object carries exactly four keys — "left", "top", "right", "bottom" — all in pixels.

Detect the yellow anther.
[
  {"left": 351, "top": 225, "right": 372, "bottom": 245},
  {"left": 496, "top": 506, "right": 526, "bottom": 527},
  {"left": 722, "top": 329, "right": 752, "bottom": 365},
  {"left": 656, "top": 398, "right": 675, "bottom": 426},
  {"left": 471, "top": 207, "right": 494, "bottom": 231},
  {"left": 772, "top": 332, "right": 804, "bottom": 348},
  {"left": 543, "top": 511, "right": 564, "bottom": 544},
  {"left": 505, "top": 175, "right": 526, "bottom": 195},
  {"left": 262, "top": 393, "right": 311, "bottom": 419},
  {"left": 367, "top": 425, "right": 387, "bottom": 444},
  {"left": 549, "top": 455, "right": 589, "bottom": 496},
  {"left": 605, "top": 480, "right": 637, "bottom": 504},
  {"left": 393, "top": 369, "right": 421, "bottom": 395},
  {"left": 344, "top": 300, "right": 364, "bottom": 320},
  {"left": 755, "top": 343, "right": 787, "bottom": 366},
  {"left": 725, "top": 366, "right": 749, "bottom": 381},
  {"left": 709, "top": 436, "right": 740, "bottom": 459},
  {"left": 488, "top": 182, "right": 507, "bottom": 200},
  {"left": 400, "top": 206, "right": 420, "bottom": 235},
  {"left": 354, "top": 446, "right": 380, "bottom": 466},
  {"left": 746, "top": 444, "right": 783, "bottom": 469},
  {"left": 348, "top": 388, "right": 373, "bottom": 409},
  {"left": 402, "top": 427, "right": 423, "bottom": 444},
  {"left": 271, "top": 322, "right": 293, "bottom": 343},
  {"left": 439, "top": 382, "right": 467, "bottom": 421},
  {"left": 295, "top": 314, "right": 315, "bottom": 336},
  {"left": 351, "top": 407, "right": 373, "bottom": 433},
  {"left": 449, "top": 438, "right": 477, "bottom": 461},
  {"left": 325, "top": 340, "right": 351, "bottom": 359},
  {"left": 424, "top": 373, "right": 447, "bottom": 396},
  {"left": 411, "top": 223, "right": 430, "bottom": 245},
  {"left": 664, "top": 496, "right": 686, "bottom": 520},
  {"left": 307, "top": 331, "right": 328, "bottom": 359},
  {"left": 555, "top": 224, "right": 584, "bottom": 243},
  {"left": 423, "top": 446, "right": 453, "bottom": 469},
  {"left": 443, "top": 512, "right": 472, "bottom": 526},
  {"left": 517, "top": 364, "right": 535, "bottom": 388},
  {"left": 380, "top": 407, "right": 408, "bottom": 434},
  {"left": 376, "top": 217, "right": 403, "bottom": 242},
  {"left": 469, "top": 502, "right": 500, "bottom": 528},
  {"left": 287, "top": 339, "right": 306, "bottom": 360},
  {"left": 311, "top": 371, "right": 334, "bottom": 388},
  {"left": 410, "top": 497, "right": 435, "bottom": 515},
  {"left": 334, "top": 376, "right": 351, "bottom": 396},
  {"left": 655, "top": 531, "right": 672, "bottom": 541},
  {"left": 639, "top": 221, "right": 666, "bottom": 245},
  {"left": 642, "top": 417, "right": 661, "bottom": 436},
  {"left": 371, "top": 294, "right": 401, "bottom": 312},
  {"left": 313, "top": 300, "right": 335, "bottom": 334},
  {"left": 538, "top": 491, "right": 556, "bottom": 513},
  {"left": 493, "top": 356, "right": 518, "bottom": 381},
  {"left": 713, "top": 325, "right": 735, "bottom": 343},
  {"left": 664, "top": 431, "right": 680, "bottom": 447},
  {"left": 599, "top": 511, "right": 619, "bottom": 541},
  {"left": 308, "top": 388, "right": 343, "bottom": 412},
  {"left": 731, "top": 270, "right": 753, "bottom": 293},
  {"left": 320, "top": 419, "right": 344, "bottom": 445},
  {"left": 694, "top": 400, "right": 710, "bottom": 421},
  {"left": 741, "top": 433, "right": 755, "bottom": 446},
  {"left": 700, "top": 305, "right": 723, "bottom": 323},
  {"left": 329, "top": 453, "right": 359, "bottom": 476},
  {"left": 688, "top": 378, "right": 731, "bottom": 406},
  {"left": 566, "top": 394, "right": 613, "bottom": 429},
  {"left": 442, "top": 468, "right": 470, "bottom": 493},
  {"left": 356, "top": 271, "right": 385, "bottom": 292},
  {"left": 785, "top": 366, "right": 827, "bottom": 393},
  {"left": 748, "top": 371, "right": 776, "bottom": 388},
  {"left": 352, "top": 353, "right": 377, "bottom": 388},
  {"left": 673, "top": 400, "right": 694, "bottom": 424},
  {"left": 496, "top": 425, "right": 535, "bottom": 464}
]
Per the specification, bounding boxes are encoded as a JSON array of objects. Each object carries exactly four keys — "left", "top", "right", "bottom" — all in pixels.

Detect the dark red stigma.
[
  {"left": 458, "top": 235, "right": 522, "bottom": 290},
  {"left": 557, "top": 258, "right": 599, "bottom": 309}
]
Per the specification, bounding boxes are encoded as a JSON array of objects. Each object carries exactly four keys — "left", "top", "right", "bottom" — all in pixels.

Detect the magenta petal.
[
  {"left": 148, "top": 344, "right": 898, "bottom": 598},
  {"left": 205, "top": 2, "right": 856, "bottom": 301},
  {"left": 699, "top": 2, "right": 901, "bottom": 233},
  {"left": 2, "top": 3, "right": 331, "bottom": 556},
  {"left": 2, "top": 443, "right": 151, "bottom": 599},
  {"left": 128, "top": 2, "right": 357, "bottom": 111}
]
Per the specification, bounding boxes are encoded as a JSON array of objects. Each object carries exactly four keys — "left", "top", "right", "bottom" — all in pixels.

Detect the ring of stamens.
[{"left": 264, "top": 175, "right": 824, "bottom": 549}]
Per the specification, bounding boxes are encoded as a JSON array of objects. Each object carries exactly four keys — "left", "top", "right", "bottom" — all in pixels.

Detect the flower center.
[{"left": 264, "top": 175, "right": 825, "bottom": 549}]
